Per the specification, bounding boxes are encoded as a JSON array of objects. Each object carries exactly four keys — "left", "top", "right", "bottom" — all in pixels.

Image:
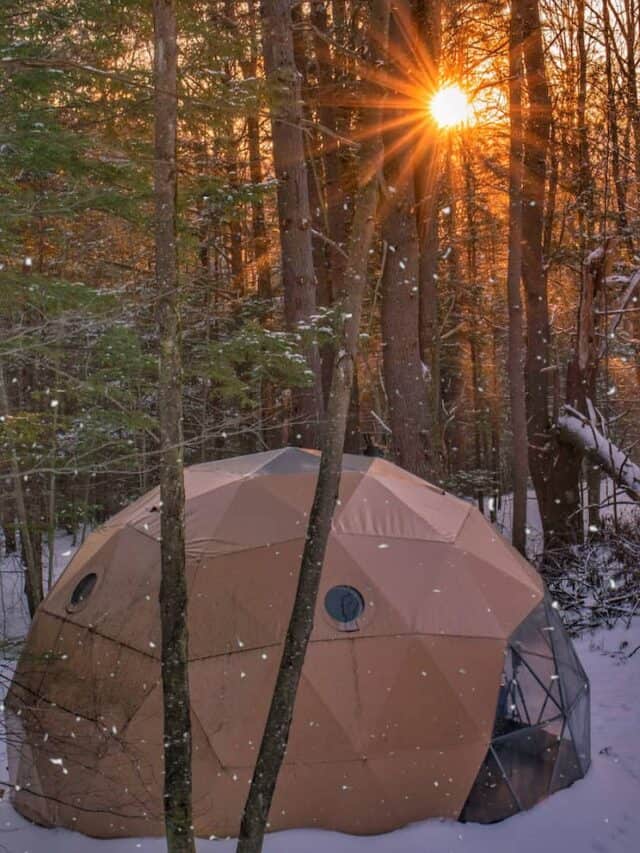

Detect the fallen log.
[{"left": 557, "top": 404, "right": 640, "bottom": 502}]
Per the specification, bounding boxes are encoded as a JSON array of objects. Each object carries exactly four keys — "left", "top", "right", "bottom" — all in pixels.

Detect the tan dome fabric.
[{"left": 6, "top": 448, "right": 546, "bottom": 837}]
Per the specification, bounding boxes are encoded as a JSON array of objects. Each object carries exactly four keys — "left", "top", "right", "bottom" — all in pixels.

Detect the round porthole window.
[
  {"left": 67, "top": 573, "right": 98, "bottom": 612},
  {"left": 324, "top": 585, "right": 365, "bottom": 630}
]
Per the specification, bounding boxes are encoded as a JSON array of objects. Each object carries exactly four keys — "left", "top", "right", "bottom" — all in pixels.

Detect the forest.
[{"left": 1, "top": 1, "right": 640, "bottom": 853}]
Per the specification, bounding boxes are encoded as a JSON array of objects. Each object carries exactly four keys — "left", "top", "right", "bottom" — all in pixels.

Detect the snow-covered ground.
[
  {"left": 1, "top": 535, "right": 639, "bottom": 853},
  {"left": 492, "top": 480, "right": 639, "bottom": 559},
  {"left": 0, "top": 532, "right": 80, "bottom": 641}
]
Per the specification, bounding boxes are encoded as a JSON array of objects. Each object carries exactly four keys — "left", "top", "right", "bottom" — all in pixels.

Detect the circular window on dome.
[
  {"left": 324, "top": 585, "right": 365, "bottom": 631},
  {"left": 66, "top": 572, "right": 98, "bottom": 612}
]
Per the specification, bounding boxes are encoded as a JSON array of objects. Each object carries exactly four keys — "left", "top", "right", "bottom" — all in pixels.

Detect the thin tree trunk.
[
  {"left": 542, "top": 119, "right": 558, "bottom": 265},
  {"left": 620, "top": 0, "right": 640, "bottom": 386},
  {"left": 0, "top": 500, "right": 17, "bottom": 554},
  {"left": 80, "top": 473, "right": 91, "bottom": 545},
  {"left": 0, "top": 363, "right": 42, "bottom": 616},
  {"left": 261, "top": 0, "right": 324, "bottom": 447},
  {"left": 560, "top": 239, "right": 617, "bottom": 543},
  {"left": 246, "top": 105, "right": 271, "bottom": 298},
  {"left": 622, "top": 0, "right": 640, "bottom": 194},
  {"left": 243, "top": 0, "right": 274, "bottom": 444},
  {"left": 575, "top": 2, "right": 600, "bottom": 530},
  {"left": 463, "top": 150, "right": 486, "bottom": 511},
  {"left": 576, "top": 0, "right": 593, "bottom": 240},
  {"left": 414, "top": 0, "right": 443, "bottom": 481},
  {"left": 236, "top": 5, "right": 389, "bottom": 850},
  {"left": 379, "top": 1, "right": 429, "bottom": 478},
  {"left": 47, "top": 400, "right": 58, "bottom": 591},
  {"left": 152, "top": 2, "right": 195, "bottom": 851},
  {"left": 441, "top": 143, "right": 466, "bottom": 476},
  {"left": 308, "top": 0, "right": 361, "bottom": 448},
  {"left": 311, "top": 0, "right": 348, "bottom": 293},
  {"left": 223, "top": 0, "right": 244, "bottom": 295},
  {"left": 603, "top": 0, "right": 632, "bottom": 251},
  {"left": 519, "top": 0, "right": 570, "bottom": 547},
  {"left": 507, "top": 0, "right": 529, "bottom": 554},
  {"left": 290, "top": 1, "right": 330, "bottom": 370}
]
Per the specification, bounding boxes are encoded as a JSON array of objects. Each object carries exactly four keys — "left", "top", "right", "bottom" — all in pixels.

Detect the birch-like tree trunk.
[{"left": 152, "top": 2, "right": 195, "bottom": 851}]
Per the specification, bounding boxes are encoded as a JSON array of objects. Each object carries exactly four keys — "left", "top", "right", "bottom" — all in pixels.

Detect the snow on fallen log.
[{"left": 557, "top": 405, "right": 640, "bottom": 502}]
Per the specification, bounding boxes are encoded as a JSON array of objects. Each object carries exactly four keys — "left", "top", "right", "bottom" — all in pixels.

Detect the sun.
[{"left": 429, "top": 84, "right": 475, "bottom": 129}]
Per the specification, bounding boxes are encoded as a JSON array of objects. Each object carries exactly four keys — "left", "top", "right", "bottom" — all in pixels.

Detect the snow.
[
  {"left": 1, "top": 540, "right": 639, "bottom": 852},
  {"left": 0, "top": 531, "right": 80, "bottom": 641},
  {"left": 493, "top": 481, "right": 640, "bottom": 559},
  {"left": 558, "top": 407, "right": 640, "bottom": 499}
]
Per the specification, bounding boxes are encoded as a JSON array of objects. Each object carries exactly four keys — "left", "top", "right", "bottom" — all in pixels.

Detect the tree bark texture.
[
  {"left": 603, "top": 0, "right": 632, "bottom": 251},
  {"left": 506, "top": 0, "right": 529, "bottom": 554},
  {"left": 519, "top": 0, "right": 567, "bottom": 547},
  {"left": 152, "top": 2, "right": 196, "bottom": 851},
  {"left": 243, "top": 0, "right": 271, "bottom": 299},
  {"left": 0, "top": 363, "right": 42, "bottom": 616},
  {"left": 260, "top": 0, "right": 324, "bottom": 448},
  {"left": 414, "top": 0, "right": 443, "bottom": 481},
  {"left": 380, "top": 1, "right": 429, "bottom": 478}
]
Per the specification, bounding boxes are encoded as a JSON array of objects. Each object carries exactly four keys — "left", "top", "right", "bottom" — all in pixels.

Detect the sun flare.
[{"left": 430, "top": 84, "right": 475, "bottom": 128}]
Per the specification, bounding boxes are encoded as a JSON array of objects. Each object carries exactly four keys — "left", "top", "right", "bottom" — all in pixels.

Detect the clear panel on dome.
[
  {"left": 567, "top": 689, "right": 591, "bottom": 775},
  {"left": 493, "top": 645, "right": 562, "bottom": 737},
  {"left": 459, "top": 746, "right": 520, "bottom": 823},
  {"left": 549, "top": 720, "right": 583, "bottom": 794},
  {"left": 509, "top": 601, "right": 555, "bottom": 660},
  {"left": 544, "top": 598, "right": 589, "bottom": 713},
  {"left": 476, "top": 599, "right": 591, "bottom": 822},
  {"left": 492, "top": 716, "right": 562, "bottom": 810}
]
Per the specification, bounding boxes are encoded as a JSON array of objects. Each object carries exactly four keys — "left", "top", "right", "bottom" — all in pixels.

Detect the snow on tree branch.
[{"left": 557, "top": 404, "right": 640, "bottom": 502}]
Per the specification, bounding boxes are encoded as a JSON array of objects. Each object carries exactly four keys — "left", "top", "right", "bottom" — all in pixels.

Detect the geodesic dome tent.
[{"left": 5, "top": 448, "right": 590, "bottom": 837}]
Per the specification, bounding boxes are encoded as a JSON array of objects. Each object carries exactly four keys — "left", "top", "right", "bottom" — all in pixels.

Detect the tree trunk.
[
  {"left": 308, "top": 0, "right": 362, "bottom": 446},
  {"left": 245, "top": 0, "right": 271, "bottom": 299},
  {"left": 603, "top": 0, "right": 632, "bottom": 252},
  {"left": 236, "top": 5, "right": 389, "bottom": 851},
  {"left": 463, "top": 150, "right": 486, "bottom": 511},
  {"left": 519, "top": 0, "right": 568, "bottom": 547},
  {"left": 152, "top": 2, "right": 195, "bottom": 851},
  {"left": 622, "top": 0, "right": 640, "bottom": 196},
  {"left": 296, "top": 37, "right": 334, "bottom": 404},
  {"left": 620, "top": 0, "right": 640, "bottom": 388},
  {"left": 0, "top": 499, "right": 17, "bottom": 554},
  {"left": 47, "top": 399, "right": 58, "bottom": 591},
  {"left": 576, "top": 0, "right": 594, "bottom": 240},
  {"left": 564, "top": 240, "right": 618, "bottom": 534},
  {"left": 379, "top": 1, "right": 429, "bottom": 478},
  {"left": 311, "top": 0, "right": 349, "bottom": 294},
  {"left": 261, "top": 0, "right": 324, "bottom": 448},
  {"left": 0, "top": 363, "right": 42, "bottom": 617},
  {"left": 506, "top": 0, "right": 529, "bottom": 554},
  {"left": 247, "top": 107, "right": 271, "bottom": 299},
  {"left": 414, "top": 0, "right": 443, "bottom": 481},
  {"left": 440, "top": 144, "right": 466, "bottom": 476}
]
